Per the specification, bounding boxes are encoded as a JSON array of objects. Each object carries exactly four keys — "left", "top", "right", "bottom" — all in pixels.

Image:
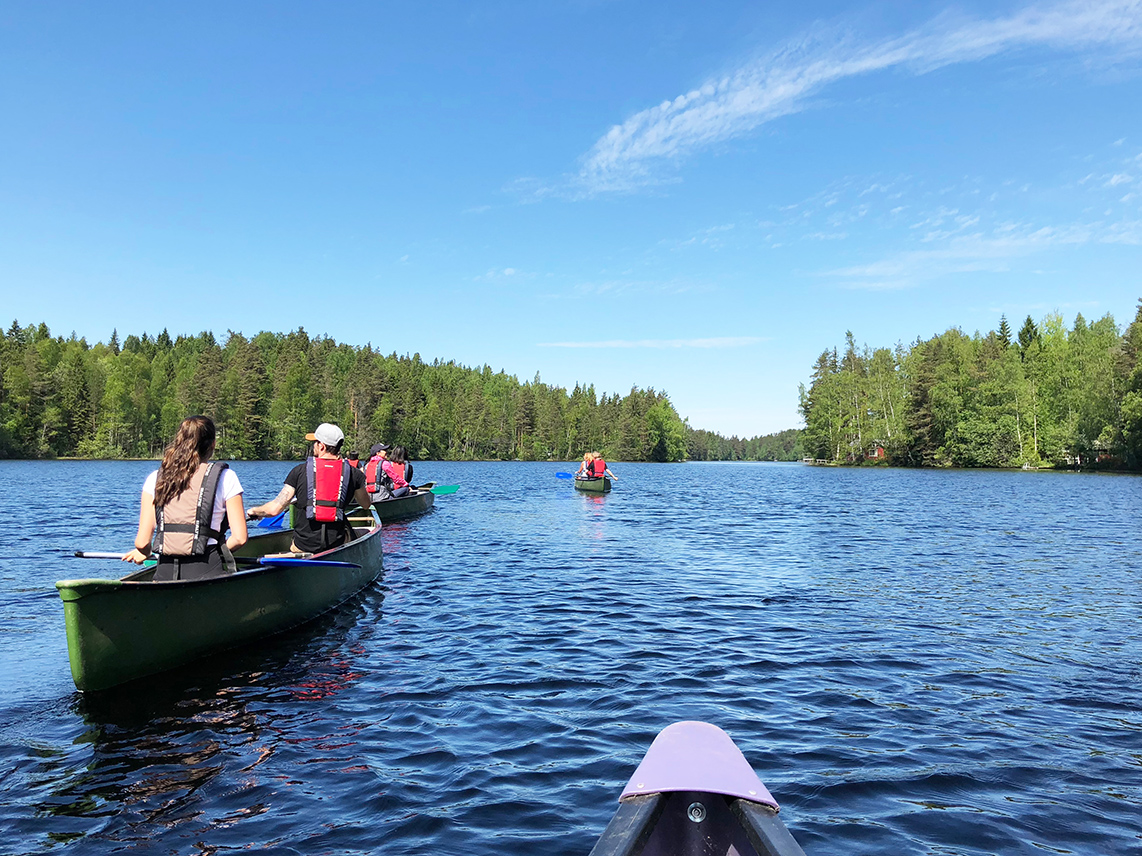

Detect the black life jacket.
[{"left": 305, "top": 457, "right": 353, "bottom": 523}]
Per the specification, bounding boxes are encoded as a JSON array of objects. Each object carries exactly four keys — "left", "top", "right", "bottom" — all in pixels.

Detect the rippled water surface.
[{"left": 1, "top": 460, "right": 1140, "bottom": 855}]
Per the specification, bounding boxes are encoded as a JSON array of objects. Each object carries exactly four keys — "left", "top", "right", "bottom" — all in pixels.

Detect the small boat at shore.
[
  {"left": 588, "top": 721, "right": 807, "bottom": 856},
  {"left": 574, "top": 476, "right": 612, "bottom": 493},
  {"left": 57, "top": 512, "right": 383, "bottom": 692}
]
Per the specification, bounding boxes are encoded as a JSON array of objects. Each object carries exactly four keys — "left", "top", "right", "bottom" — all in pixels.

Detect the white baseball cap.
[{"left": 305, "top": 423, "right": 345, "bottom": 446}]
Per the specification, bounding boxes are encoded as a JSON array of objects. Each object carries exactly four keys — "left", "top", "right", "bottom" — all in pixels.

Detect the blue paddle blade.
[
  {"left": 257, "top": 511, "right": 287, "bottom": 529},
  {"left": 555, "top": 472, "right": 574, "bottom": 479},
  {"left": 255, "top": 558, "right": 361, "bottom": 569}
]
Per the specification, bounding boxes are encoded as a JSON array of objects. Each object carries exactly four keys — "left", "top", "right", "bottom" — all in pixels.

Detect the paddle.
[
  {"left": 254, "top": 510, "right": 287, "bottom": 528},
  {"left": 73, "top": 551, "right": 361, "bottom": 569},
  {"left": 555, "top": 472, "right": 574, "bottom": 479},
  {"left": 248, "top": 557, "right": 362, "bottom": 569},
  {"left": 429, "top": 484, "right": 459, "bottom": 495}
]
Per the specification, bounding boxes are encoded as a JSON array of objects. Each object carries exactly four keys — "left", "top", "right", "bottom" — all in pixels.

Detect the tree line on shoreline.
[
  {"left": 0, "top": 321, "right": 801, "bottom": 463},
  {"left": 799, "top": 304, "right": 1142, "bottom": 469}
]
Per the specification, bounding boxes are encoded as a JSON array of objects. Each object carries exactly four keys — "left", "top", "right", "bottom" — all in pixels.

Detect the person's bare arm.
[
  {"left": 123, "top": 490, "right": 157, "bottom": 563},
  {"left": 248, "top": 485, "right": 296, "bottom": 518},
  {"left": 352, "top": 485, "right": 372, "bottom": 512},
  {"left": 225, "top": 494, "right": 248, "bottom": 550}
]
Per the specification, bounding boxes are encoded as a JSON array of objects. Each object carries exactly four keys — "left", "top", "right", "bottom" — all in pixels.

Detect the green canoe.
[
  {"left": 371, "top": 485, "right": 436, "bottom": 522},
  {"left": 574, "top": 476, "right": 612, "bottom": 493},
  {"left": 56, "top": 518, "right": 384, "bottom": 692}
]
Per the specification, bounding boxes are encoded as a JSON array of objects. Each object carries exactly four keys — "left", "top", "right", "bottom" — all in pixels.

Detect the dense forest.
[
  {"left": 0, "top": 322, "right": 799, "bottom": 463},
  {"left": 800, "top": 304, "right": 1142, "bottom": 469}
]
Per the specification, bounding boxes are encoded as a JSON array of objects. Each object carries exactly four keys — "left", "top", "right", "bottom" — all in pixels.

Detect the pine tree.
[{"left": 1017, "top": 316, "right": 1039, "bottom": 359}]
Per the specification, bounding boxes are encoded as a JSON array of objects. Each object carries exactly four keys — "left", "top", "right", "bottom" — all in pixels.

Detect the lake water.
[{"left": 0, "top": 460, "right": 1139, "bottom": 855}]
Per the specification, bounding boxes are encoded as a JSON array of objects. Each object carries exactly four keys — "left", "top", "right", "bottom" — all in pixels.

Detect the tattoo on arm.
[
  {"left": 274, "top": 486, "right": 294, "bottom": 504},
  {"left": 263, "top": 485, "right": 295, "bottom": 515}
]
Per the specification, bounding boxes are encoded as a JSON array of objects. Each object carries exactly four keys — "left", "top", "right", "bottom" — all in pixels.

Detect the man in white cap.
[{"left": 249, "top": 422, "right": 371, "bottom": 553}]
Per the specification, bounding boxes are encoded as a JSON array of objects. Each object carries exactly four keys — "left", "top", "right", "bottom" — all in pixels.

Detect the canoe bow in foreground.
[
  {"left": 588, "top": 721, "right": 807, "bottom": 856},
  {"left": 56, "top": 523, "right": 383, "bottom": 692}
]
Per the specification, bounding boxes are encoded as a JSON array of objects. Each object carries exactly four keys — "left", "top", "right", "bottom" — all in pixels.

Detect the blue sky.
[{"left": 2, "top": 1, "right": 1140, "bottom": 436}]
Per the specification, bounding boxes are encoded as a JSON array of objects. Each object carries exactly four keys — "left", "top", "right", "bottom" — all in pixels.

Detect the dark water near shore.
[{"left": 1, "top": 460, "right": 1139, "bottom": 855}]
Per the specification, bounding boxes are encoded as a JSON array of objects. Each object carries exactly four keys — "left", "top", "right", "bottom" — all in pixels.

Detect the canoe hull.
[
  {"left": 56, "top": 527, "right": 383, "bottom": 692},
  {"left": 574, "top": 477, "right": 611, "bottom": 493},
  {"left": 373, "top": 489, "right": 435, "bottom": 522}
]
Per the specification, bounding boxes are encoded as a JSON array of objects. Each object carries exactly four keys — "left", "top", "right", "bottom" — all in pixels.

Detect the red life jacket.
[
  {"left": 305, "top": 457, "right": 352, "bottom": 523},
  {"left": 364, "top": 457, "right": 386, "bottom": 493},
  {"left": 589, "top": 458, "right": 607, "bottom": 478},
  {"left": 382, "top": 459, "right": 408, "bottom": 490}
]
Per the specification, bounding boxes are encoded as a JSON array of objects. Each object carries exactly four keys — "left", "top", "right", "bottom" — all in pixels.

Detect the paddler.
[
  {"left": 123, "top": 415, "right": 248, "bottom": 580},
  {"left": 588, "top": 451, "right": 618, "bottom": 481},
  {"left": 248, "top": 422, "right": 371, "bottom": 554},
  {"left": 363, "top": 442, "right": 392, "bottom": 502}
]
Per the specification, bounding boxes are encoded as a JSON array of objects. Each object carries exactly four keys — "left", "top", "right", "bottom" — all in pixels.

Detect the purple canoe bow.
[{"left": 588, "top": 721, "right": 807, "bottom": 856}]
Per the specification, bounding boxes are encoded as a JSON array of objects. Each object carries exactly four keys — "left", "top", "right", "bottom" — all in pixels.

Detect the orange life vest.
[{"left": 364, "top": 456, "right": 387, "bottom": 493}]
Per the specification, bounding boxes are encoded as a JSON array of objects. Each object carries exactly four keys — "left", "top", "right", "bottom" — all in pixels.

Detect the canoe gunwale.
[
  {"left": 589, "top": 793, "right": 805, "bottom": 856},
  {"left": 731, "top": 799, "right": 808, "bottom": 856},
  {"left": 587, "top": 793, "right": 665, "bottom": 856},
  {"left": 57, "top": 525, "right": 377, "bottom": 598}
]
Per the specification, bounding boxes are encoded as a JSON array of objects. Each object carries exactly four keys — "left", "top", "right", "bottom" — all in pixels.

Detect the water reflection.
[{"left": 31, "top": 588, "right": 383, "bottom": 849}]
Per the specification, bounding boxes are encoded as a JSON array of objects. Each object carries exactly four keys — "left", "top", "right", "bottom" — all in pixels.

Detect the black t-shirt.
[{"left": 285, "top": 459, "right": 367, "bottom": 553}]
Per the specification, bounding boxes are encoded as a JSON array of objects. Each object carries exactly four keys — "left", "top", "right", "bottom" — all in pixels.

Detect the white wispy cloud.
[
  {"left": 575, "top": 0, "right": 1142, "bottom": 194},
  {"left": 538, "top": 336, "right": 764, "bottom": 348},
  {"left": 826, "top": 218, "right": 1141, "bottom": 289},
  {"left": 473, "top": 267, "right": 521, "bottom": 281}
]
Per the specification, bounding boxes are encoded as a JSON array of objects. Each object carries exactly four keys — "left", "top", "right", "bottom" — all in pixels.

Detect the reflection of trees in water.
[{"left": 31, "top": 586, "right": 384, "bottom": 850}]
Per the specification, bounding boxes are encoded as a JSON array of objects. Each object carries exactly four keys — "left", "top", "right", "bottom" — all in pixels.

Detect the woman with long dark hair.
[{"left": 123, "top": 415, "right": 248, "bottom": 581}]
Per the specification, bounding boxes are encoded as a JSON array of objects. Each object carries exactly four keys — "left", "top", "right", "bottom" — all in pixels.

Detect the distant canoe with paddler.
[
  {"left": 574, "top": 476, "right": 612, "bottom": 493},
  {"left": 587, "top": 720, "right": 807, "bottom": 856},
  {"left": 57, "top": 513, "right": 383, "bottom": 692}
]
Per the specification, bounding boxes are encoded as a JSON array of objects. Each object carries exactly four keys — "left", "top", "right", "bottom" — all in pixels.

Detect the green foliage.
[
  {"left": 0, "top": 322, "right": 780, "bottom": 463},
  {"left": 801, "top": 308, "right": 1142, "bottom": 468},
  {"left": 997, "top": 315, "right": 1012, "bottom": 349}
]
